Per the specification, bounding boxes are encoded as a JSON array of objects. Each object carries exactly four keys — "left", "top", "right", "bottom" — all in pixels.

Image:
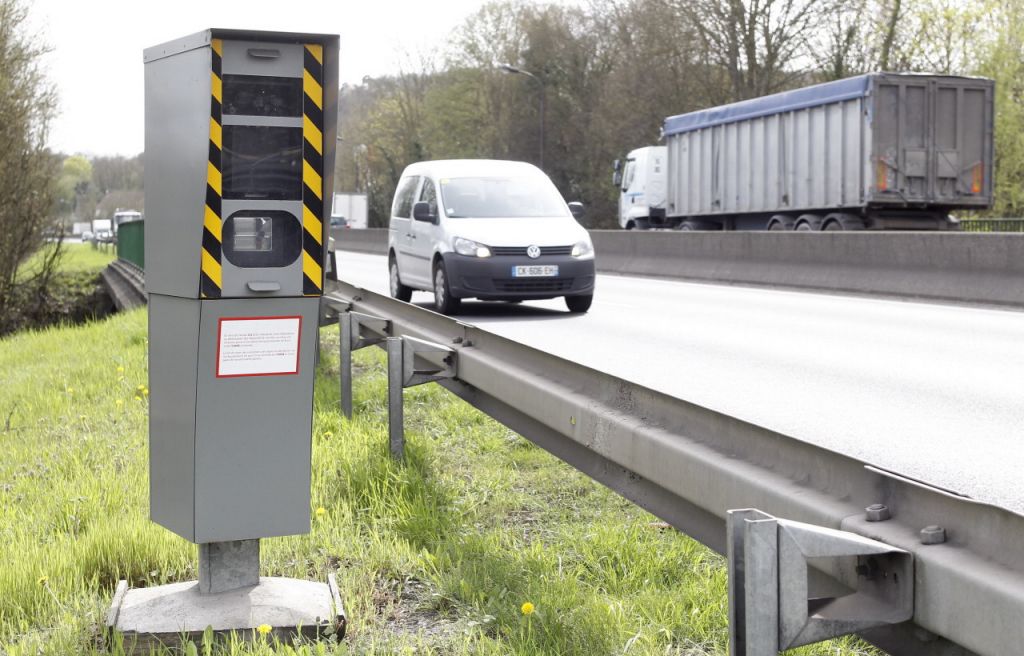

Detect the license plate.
[{"left": 512, "top": 265, "right": 559, "bottom": 278}]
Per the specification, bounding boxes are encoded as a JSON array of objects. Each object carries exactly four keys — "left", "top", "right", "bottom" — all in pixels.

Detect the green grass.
[
  {"left": 17, "top": 242, "right": 115, "bottom": 279},
  {"left": 0, "top": 309, "right": 883, "bottom": 655}
]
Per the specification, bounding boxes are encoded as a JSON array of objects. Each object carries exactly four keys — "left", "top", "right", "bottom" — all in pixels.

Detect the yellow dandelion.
[
  {"left": 315, "top": 507, "right": 327, "bottom": 519},
  {"left": 79, "top": 414, "right": 87, "bottom": 421},
  {"left": 323, "top": 431, "right": 333, "bottom": 439},
  {"left": 142, "top": 387, "right": 149, "bottom": 397},
  {"left": 37, "top": 575, "right": 48, "bottom": 587},
  {"left": 256, "top": 623, "right": 272, "bottom": 635},
  {"left": 521, "top": 601, "right": 535, "bottom": 616},
  {"left": 136, "top": 384, "right": 145, "bottom": 392},
  {"left": 116, "top": 366, "right": 125, "bottom": 374},
  {"left": 115, "top": 399, "right": 124, "bottom": 407},
  {"left": 66, "top": 387, "right": 74, "bottom": 395}
]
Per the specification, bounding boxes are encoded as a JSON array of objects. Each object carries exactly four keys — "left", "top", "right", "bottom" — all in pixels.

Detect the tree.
[
  {"left": 0, "top": 0, "right": 60, "bottom": 324},
  {"left": 55, "top": 155, "right": 92, "bottom": 221},
  {"left": 975, "top": 0, "right": 1024, "bottom": 217},
  {"left": 679, "top": 0, "right": 833, "bottom": 102}
]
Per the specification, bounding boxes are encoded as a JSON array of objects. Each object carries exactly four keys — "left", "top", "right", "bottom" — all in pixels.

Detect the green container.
[{"left": 117, "top": 219, "right": 144, "bottom": 269}]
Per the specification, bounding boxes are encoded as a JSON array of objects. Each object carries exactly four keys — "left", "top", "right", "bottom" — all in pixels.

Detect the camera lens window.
[{"left": 223, "top": 211, "right": 302, "bottom": 268}]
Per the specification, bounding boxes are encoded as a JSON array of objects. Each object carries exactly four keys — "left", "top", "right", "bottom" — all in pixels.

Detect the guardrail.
[
  {"left": 331, "top": 229, "right": 1024, "bottom": 309},
  {"left": 100, "top": 260, "right": 145, "bottom": 311},
  {"left": 324, "top": 279, "right": 1024, "bottom": 656}
]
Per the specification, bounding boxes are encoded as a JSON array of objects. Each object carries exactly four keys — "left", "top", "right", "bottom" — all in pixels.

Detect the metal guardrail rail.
[
  {"left": 100, "top": 260, "right": 146, "bottom": 311},
  {"left": 324, "top": 279, "right": 1024, "bottom": 656}
]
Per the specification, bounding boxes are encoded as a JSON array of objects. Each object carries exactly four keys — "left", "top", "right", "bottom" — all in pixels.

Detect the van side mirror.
[
  {"left": 568, "top": 201, "right": 585, "bottom": 219},
  {"left": 412, "top": 201, "right": 437, "bottom": 224},
  {"left": 612, "top": 159, "right": 622, "bottom": 187}
]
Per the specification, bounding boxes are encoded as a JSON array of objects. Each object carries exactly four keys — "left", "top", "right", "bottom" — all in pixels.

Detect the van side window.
[
  {"left": 392, "top": 176, "right": 420, "bottom": 218},
  {"left": 419, "top": 178, "right": 438, "bottom": 216}
]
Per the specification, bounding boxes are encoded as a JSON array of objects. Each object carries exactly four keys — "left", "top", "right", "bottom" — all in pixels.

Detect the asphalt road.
[{"left": 334, "top": 250, "right": 1024, "bottom": 515}]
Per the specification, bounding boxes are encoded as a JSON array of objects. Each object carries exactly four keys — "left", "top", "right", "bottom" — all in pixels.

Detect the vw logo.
[{"left": 526, "top": 245, "right": 541, "bottom": 259}]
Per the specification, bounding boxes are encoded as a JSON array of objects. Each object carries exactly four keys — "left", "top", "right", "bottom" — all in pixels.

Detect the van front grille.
[{"left": 491, "top": 245, "right": 573, "bottom": 257}]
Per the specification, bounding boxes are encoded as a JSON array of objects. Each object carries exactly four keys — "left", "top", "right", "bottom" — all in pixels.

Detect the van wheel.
[
  {"left": 565, "top": 294, "right": 593, "bottom": 313},
  {"left": 433, "top": 262, "right": 461, "bottom": 315},
  {"left": 389, "top": 256, "right": 412, "bottom": 302}
]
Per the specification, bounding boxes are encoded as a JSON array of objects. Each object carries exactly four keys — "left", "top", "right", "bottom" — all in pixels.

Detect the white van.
[{"left": 387, "top": 160, "right": 596, "bottom": 314}]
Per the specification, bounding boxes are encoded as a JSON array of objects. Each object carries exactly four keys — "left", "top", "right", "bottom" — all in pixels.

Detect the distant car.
[
  {"left": 330, "top": 216, "right": 349, "bottom": 229},
  {"left": 81, "top": 230, "right": 94, "bottom": 242},
  {"left": 387, "top": 159, "right": 595, "bottom": 314}
]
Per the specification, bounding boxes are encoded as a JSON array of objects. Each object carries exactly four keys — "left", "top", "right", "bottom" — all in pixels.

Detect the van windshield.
[{"left": 439, "top": 176, "right": 568, "bottom": 218}]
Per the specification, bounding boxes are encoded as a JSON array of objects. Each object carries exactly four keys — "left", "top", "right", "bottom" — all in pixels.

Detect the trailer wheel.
[
  {"left": 823, "top": 213, "right": 866, "bottom": 231},
  {"left": 625, "top": 220, "right": 636, "bottom": 230},
  {"left": 678, "top": 219, "right": 719, "bottom": 231},
  {"left": 768, "top": 215, "right": 794, "bottom": 231},
  {"left": 795, "top": 214, "right": 822, "bottom": 231}
]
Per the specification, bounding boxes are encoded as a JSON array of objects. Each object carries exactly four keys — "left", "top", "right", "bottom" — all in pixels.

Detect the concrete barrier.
[
  {"left": 332, "top": 228, "right": 1024, "bottom": 308},
  {"left": 331, "top": 228, "right": 388, "bottom": 255}
]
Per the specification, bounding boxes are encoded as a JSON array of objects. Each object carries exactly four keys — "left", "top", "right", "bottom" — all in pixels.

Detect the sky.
[{"left": 32, "top": 0, "right": 506, "bottom": 157}]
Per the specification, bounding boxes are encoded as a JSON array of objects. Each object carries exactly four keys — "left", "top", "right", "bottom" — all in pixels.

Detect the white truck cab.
[{"left": 612, "top": 146, "right": 670, "bottom": 230}]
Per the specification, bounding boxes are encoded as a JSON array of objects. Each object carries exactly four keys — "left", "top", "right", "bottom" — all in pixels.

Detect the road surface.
[{"left": 332, "top": 250, "right": 1024, "bottom": 515}]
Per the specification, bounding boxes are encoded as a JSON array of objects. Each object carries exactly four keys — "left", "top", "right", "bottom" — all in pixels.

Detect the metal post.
[
  {"left": 387, "top": 337, "right": 404, "bottom": 460},
  {"left": 198, "top": 539, "right": 260, "bottom": 594},
  {"left": 339, "top": 313, "right": 353, "bottom": 419},
  {"left": 728, "top": 509, "right": 779, "bottom": 656}
]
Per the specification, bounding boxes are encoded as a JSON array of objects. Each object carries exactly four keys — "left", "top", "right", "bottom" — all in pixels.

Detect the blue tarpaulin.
[{"left": 662, "top": 75, "right": 872, "bottom": 136}]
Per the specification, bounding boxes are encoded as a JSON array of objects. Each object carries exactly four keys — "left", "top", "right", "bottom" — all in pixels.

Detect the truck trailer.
[{"left": 614, "top": 73, "right": 994, "bottom": 231}]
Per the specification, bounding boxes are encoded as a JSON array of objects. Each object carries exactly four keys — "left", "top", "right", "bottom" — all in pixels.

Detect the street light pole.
[{"left": 498, "top": 63, "right": 545, "bottom": 170}]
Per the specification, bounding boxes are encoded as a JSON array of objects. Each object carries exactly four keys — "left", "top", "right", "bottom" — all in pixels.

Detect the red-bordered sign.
[{"left": 215, "top": 315, "right": 302, "bottom": 378}]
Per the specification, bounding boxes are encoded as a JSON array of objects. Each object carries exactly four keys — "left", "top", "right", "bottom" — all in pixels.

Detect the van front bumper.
[{"left": 442, "top": 253, "right": 595, "bottom": 300}]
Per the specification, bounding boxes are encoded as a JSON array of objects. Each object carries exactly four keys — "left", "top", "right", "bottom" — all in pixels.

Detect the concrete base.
[{"left": 106, "top": 575, "right": 345, "bottom": 653}]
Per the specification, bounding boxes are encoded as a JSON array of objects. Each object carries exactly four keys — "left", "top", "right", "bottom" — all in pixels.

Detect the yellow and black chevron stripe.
[
  {"left": 201, "top": 38, "right": 224, "bottom": 299},
  {"left": 302, "top": 43, "right": 325, "bottom": 296}
]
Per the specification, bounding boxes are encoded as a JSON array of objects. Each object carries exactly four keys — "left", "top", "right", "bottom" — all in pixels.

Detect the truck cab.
[{"left": 613, "top": 146, "right": 669, "bottom": 229}]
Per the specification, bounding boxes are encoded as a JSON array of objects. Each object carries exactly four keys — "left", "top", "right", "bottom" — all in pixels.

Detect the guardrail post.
[
  {"left": 327, "top": 305, "right": 389, "bottom": 420},
  {"left": 386, "top": 336, "right": 457, "bottom": 461},
  {"left": 339, "top": 313, "right": 354, "bottom": 419},
  {"left": 728, "top": 509, "right": 778, "bottom": 656},
  {"left": 387, "top": 337, "right": 405, "bottom": 460},
  {"left": 727, "top": 509, "right": 913, "bottom": 655}
]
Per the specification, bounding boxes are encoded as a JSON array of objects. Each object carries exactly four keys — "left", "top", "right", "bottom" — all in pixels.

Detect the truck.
[
  {"left": 92, "top": 218, "right": 113, "bottom": 241},
  {"left": 613, "top": 73, "right": 995, "bottom": 231},
  {"left": 331, "top": 192, "right": 368, "bottom": 229}
]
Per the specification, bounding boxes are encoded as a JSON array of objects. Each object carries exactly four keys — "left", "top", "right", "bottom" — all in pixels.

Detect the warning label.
[{"left": 216, "top": 316, "right": 302, "bottom": 377}]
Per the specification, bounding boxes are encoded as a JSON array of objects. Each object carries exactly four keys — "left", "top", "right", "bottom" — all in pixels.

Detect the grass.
[
  {"left": 16, "top": 242, "right": 115, "bottom": 279},
  {"left": 0, "top": 307, "right": 883, "bottom": 655}
]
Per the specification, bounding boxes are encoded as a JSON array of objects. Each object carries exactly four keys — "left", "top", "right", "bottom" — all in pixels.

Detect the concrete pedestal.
[{"left": 106, "top": 575, "right": 345, "bottom": 653}]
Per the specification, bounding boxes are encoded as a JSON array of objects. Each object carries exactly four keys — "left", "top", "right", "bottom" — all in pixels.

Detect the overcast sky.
[{"left": 33, "top": 0, "right": 519, "bottom": 157}]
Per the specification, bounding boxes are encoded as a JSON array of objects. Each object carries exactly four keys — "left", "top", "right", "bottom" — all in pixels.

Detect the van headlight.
[
  {"left": 453, "top": 236, "right": 491, "bottom": 258},
  {"left": 571, "top": 240, "right": 594, "bottom": 258}
]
